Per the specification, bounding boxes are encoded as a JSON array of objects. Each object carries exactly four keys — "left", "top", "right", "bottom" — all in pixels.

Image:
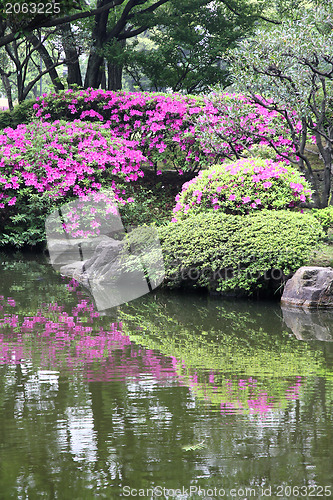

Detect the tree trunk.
[
  {"left": 84, "top": 51, "right": 105, "bottom": 88},
  {"left": 0, "top": 71, "right": 13, "bottom": 110},
  {"left": 101, "top": 63, "right": 106, "bottom": 89},
  {"left": 107, "top": 59, "right": 123, "bottom": 90},
  {"left": 107, "top": 38, "right": 125, "bottom": 90},
  {"left": 26, "top": 33, "right": 64, "bottom": 92},
  {"left": 322, "top": 148, "right": 332, "bottom": 207},
  {"left": 84, "top": 0, "right": 109, "bottom": 89},
  {"left": 60, "top": 23, "right": 82, "bottom": 87}
]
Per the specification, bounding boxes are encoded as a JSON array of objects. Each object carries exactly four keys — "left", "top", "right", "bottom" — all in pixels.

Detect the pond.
[{"left": 0, "top": 253, "right": 332, "bottom": 499}]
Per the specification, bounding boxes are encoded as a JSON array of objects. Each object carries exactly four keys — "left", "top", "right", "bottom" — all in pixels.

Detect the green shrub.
[
  {"left": 158, "top": 210, "right": 323, "bottom": 296},
  {"left": 11, "top": 99, "right": 35, "bottom": 126},
  {"left": 312, "top": 206, "right": 333, "bottom": 233},
  {"left": 0, "top": 110, "right": 12, "bottom": 130},
  {"left": 0, "top": 99, "right": 36, "bottom": 130},
  {"left": 172, "top": 158, "right": 312, "bottom": 220}
]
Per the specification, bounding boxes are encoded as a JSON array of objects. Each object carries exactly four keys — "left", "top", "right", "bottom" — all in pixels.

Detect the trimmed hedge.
[{"left": 158, "top": 210, "right": 323, "bottom": 296}]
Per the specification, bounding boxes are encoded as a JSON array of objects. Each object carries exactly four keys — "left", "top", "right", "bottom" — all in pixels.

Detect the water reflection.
[
  {"left": 0, "top": 255, "right": 332, "bottom": 498},
  {"left": 282, "top": 306, "right": 333, "bottom": 341},
  {"left": 0, "top": 289, "right": 329, "bottom": 417}
]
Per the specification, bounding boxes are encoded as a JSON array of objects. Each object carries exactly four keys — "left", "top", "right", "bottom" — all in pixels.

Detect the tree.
[
  {"left": 0, "top": 0, "right": 280, "bottom": 98},
  {"left": 114, "top": 0, "right": 256, "bottom": 93},
  {"left": 0, "top": 0, "right": 117, "bottom": 48},
  {"left": 0, "top": 30, "right": 66, "bottom": 103},
  {"left": 83, "top": 0, "right": 277, "bottom": 90},
  {"left": 229, "top": 5, "right": 333, "bottom": 207}
]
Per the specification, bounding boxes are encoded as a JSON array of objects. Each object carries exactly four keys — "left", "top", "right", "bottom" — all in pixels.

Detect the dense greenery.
[
  {"left": 112, "top": 0, "right": 257, "bottom": 93},
  {"left": 313, "top": 207, "right": 333, "bottom": 233},
  {"left": 157, "top": 210, "right": 323, "bottom": 295},
  {"left": 0, "top": 0, "right": 273, "bottom": 99},
  {"left": 0, "top": 99, "right": 35, "bottom": 129}
]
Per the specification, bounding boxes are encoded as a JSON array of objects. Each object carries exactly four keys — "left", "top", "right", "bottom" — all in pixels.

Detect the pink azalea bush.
[
  {"left": 32, "top": 89, "right": 296, "bottom": 175},
  {"left": 0, "top": 90, "right": 305, "bottom": 247},
  {"left": 172, "top": 158, "right": 312, "bottom": 221},
  {"left": 0, "top": 120, "right": 145, "bottom": 246}
]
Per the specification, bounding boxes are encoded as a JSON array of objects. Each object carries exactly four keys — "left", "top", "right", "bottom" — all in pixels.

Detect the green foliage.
[
  {"left": 10, "top": 99, "right": 35, "bottom": 125},
  {"left": 312, "top": 206, "right": 333, "bottom": 233},
  {"left": 229, "top": 5, "right": 333, "bottom": 206},
  {"left": 158, "top": 210, "right": 323, "bottom": 295},
  {"left": 0, "top": 110, "right": 11, "bottom": 130},
  {"left": 229, "top": 6, "right": 333, "bottom": 114},
  {"left": 105, "top": 0, "right": 263, "bottom": 93},
  {"left": 0, "top": 99, "right": 35, "bottom": 129},
  {"left": 119, "top": 183, "right": 174, "bottom": 227},
  {"left": 0, "top": 191, "right": 56, "bottom": 249}
]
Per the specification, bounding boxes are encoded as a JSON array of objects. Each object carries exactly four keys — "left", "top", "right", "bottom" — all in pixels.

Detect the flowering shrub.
[
  {"left": 0, "top": 90, "right": 304, "bottom": 248},
  {"left": 172, "top": 158, "right": 312, "bottom": 220},
  {"left": 32, "top": 89, "right": 210, "bottom": 174},
  {"left": 0, "top": 120, "right": 145, "bottom": 247},
  {"left": 32, "top": 89, "right": 296, "bottom": 175}
]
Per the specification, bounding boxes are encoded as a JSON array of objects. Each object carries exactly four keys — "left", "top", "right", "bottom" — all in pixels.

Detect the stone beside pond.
[{"left": 281, "top": 266, "right": 333, "bottom": 308}]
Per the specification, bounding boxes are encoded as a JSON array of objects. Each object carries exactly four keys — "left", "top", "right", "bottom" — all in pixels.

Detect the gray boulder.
[
  {"left": 59, "top": 237, "right": 124, "bottom": 284},
  {"left": 281, "top": 266, "right": 333, "bottom": 308},
  {"left": 84, "top": 238, "right": 124, "bottom": 283}
]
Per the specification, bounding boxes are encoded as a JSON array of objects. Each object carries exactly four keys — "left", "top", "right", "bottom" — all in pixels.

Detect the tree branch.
[{"left": 0, "top": 1, "right": 125, "bottom": 48}]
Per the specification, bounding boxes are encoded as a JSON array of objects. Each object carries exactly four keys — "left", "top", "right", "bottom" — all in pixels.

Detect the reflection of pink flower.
[
  {"left": 248, "top": 392, "right": 274, "bottom": 414},
  {"left": 0, "top": 294, "right": 179, "bottom": 384}
]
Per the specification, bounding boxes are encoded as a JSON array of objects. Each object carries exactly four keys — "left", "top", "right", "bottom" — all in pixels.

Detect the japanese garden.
[{"left": 0, "top": 1, "right": 332, "bottom": 498}]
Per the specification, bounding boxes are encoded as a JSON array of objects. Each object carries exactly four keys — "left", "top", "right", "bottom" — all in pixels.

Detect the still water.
[{"left": 0, "top": 253, "right": 332, "bottom": 499}]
